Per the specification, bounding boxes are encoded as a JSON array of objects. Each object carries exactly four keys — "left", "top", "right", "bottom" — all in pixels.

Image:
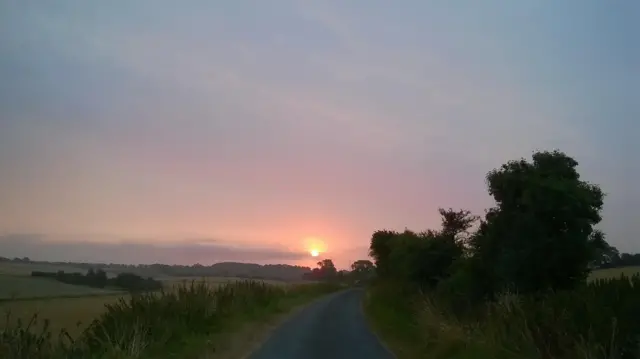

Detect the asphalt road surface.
[{"left": 248, "top": 288, "right": 395, "bottom": 359}]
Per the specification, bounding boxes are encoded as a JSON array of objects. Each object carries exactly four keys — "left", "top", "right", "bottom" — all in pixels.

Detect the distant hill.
[{"left": 0, "top": 256, "right": 312, "bottom": 282}]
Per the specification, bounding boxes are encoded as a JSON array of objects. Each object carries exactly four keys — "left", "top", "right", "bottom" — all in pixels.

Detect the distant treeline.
[
  {"left": 0, "top": 256, "right": 312, "bottom": 281},
  {"left": 31, "top": 269, "right": 162, "bottom": 292},
  {"left": 598, "top": 252, "right": 640, "bottom": 268}
]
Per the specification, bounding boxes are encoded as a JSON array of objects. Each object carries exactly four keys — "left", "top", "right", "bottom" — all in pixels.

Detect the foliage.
[
  {"left": 470, "top": 150, "right": 605, "bottom": 295},
  {"left": 350, "top": 260, "right": 375, "bottom": 283},
  {"left": 302, "top": 259, "right": 339, "bottom": 281},
  {"left": 369, "top": 208, "right": 477, "bottom": 289},
  {"left": 367, "top": 275, "right": 640, "bottom": 359},
  {"left": 365, "top": 149, "right": 640, "bottom": 359}
]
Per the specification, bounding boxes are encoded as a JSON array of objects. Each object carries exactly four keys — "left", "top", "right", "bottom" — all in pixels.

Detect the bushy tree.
[
  {"left": 369, "top": 230, "right": 396, "bottom": 276},
  {"left": 470, "top": 150, "right": 604, "bottom": 294},
  {"left": 350, "top": 260, "right": 375, "bottom": 281},
  {"left": 369, "top": 208, "right": 475, "bottom": 288}
]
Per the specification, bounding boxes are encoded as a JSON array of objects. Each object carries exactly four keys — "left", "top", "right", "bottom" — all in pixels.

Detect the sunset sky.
[{"left": 1, "top": 1, "right": 638, "bottom": 269}]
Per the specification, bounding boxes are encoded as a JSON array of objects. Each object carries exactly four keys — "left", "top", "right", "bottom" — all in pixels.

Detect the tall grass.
[
  {"left": 365, "top": 275, "right": 640, "bottom": 359},
  {"left": 1, "top": 280, "right": 341, "bottom": 359}
]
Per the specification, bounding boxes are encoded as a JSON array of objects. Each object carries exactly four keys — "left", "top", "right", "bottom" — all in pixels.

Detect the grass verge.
[{"left": 365, "top": 276, "right": 640, "bottom": 359}]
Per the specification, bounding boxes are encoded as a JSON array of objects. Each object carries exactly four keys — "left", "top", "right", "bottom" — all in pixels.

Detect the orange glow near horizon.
[{"left": 303, "top": 236, "right": 327, "bottom": 258}]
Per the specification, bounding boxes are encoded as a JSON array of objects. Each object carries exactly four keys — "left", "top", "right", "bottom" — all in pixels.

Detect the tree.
[
  {"left": 350, "top": 259, "right": 374, "bottom": 273},
  {"left": 438, "top": 208, "right": 479, "bottom": 243},
  {"left": 94, "top": 269, "right": 108, "bottom": 288},
  {"left": 368, "top": 209, "right": 473, "bottom": 288},
  {"left": 470, "top": 150, "right": 604, "bottom": 294},
  {"left": 369, "top": 230, "right": 397, "bottom": 276},
  {"left": 350, "top": 260, "right": 375, "bottom": 281},
  {"left": 587, "top": 230, "right": 619, "bottom": 268},
  {"left": 316, "top": 259, "right": 338, "bottom": 278}
]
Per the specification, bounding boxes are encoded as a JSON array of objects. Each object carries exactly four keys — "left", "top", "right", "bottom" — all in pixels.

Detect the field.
[
  {"left": 0, "top": 262, "right": 96, "bottom": 276},
  {"left": 589, "top": 265, "right": 640, "bottom": 280},
  {"left": 1, "top": 280, "right": 342, "bottom": 358},
  {"left": 160, "top": 276, "right": 288, "bottom": 289},
  {"left": 0, "top": 294, "right": 125, "bottom": 336},
  {"left": 0, "top": 260, "right": 337, "bottom": 359},
  {"left": 0, "top": 275, "right": 121, "bottom": 300},
  {"left": 0, "top": 272, "right": 290, "bottom": 338}
]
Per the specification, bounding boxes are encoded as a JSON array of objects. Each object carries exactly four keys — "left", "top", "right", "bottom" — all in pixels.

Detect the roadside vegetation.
[
  {"left": 1, "top": 280, "right": 341, "bottom": 358},
  {"left": 364, "top": 150, "right": 640, "bottom": 359}
]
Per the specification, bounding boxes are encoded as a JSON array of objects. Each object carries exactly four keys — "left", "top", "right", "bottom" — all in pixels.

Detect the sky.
[{"left": 0, "top": 1, "right": 638, "bottom": 269}]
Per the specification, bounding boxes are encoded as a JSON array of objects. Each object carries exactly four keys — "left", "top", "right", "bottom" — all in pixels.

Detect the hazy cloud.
[{"left": 0, "top": 234, "right": 308, "bottom": 265}]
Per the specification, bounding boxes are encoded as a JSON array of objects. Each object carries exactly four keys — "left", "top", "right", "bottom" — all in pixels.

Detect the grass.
[
  {"left": 0, "top": 280, "right": 341, "bottom": 358},
  {"left": 365, "top": 274, "right": 640, "bottom": 359},
  {"left": 0, "top": 275, "right": 121, "bottom": 300}
]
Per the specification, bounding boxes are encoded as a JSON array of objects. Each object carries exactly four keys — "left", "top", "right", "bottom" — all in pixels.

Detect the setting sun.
[{"left": 304, "top": 237, "right": 327, "bottom": 258}]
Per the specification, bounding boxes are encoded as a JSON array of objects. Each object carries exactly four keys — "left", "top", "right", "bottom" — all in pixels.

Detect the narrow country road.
[{"left": 248, "top": 289, "right": 395, "bottom": 359}]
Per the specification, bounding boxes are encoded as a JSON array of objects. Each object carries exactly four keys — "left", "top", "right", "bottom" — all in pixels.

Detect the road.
[{"left": 248, "top": 288, "right": 395, "bottom": 359}]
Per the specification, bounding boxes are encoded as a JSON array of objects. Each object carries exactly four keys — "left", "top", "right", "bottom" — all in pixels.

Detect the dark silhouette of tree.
[
  {"left": 316, "top": 259, "right": 337, "bottom": 279},
  {"left": 369, "top": 208, "right": 476, "bottom": 288},
  {"left": 350, "top": 260, "right": 374, "bottom": 274},
  {"left": 94, "top": 269, "right": 108, "bottom": 288},
  {"left": 369, "top": 230, "right": 396, "bottom": 276},
  {"left": 470, "top": 150, "right": 604, "bottom": 294},
  {"left": 588, "top": 230, "right": 620, "bottom": 268}
]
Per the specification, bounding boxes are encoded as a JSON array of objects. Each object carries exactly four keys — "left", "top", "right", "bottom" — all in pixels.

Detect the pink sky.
[{"left": 1, "top": 1, "right": 638, "bottom": 269}]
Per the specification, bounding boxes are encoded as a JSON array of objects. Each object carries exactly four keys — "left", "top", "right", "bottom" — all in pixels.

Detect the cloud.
[{"left": 0, "top": 234, "right": 308, "bottom": 265}]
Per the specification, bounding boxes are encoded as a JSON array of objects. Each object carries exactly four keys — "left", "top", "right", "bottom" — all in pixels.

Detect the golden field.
[{"left": 0, "top": 273, "right": 290, "bottom": 337}]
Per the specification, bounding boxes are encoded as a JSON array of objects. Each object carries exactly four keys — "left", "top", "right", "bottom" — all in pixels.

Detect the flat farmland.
[
  {"left": 0, "top": 294, "right": 126, "bottom": 336},
  {"left": 589, "top": 266, "right": 640, "bottom": 281},
  {"left": 0, "top": 275, "right": 121, "bottom": 300},
  {"left": 160, "top": 276, "right": 289, "bottom": 290},
  {"left": 0, "top": 262, "right": 91, "bottom": 276}
]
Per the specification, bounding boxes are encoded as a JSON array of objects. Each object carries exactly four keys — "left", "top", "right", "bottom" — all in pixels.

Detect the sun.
[{"left": 303, "top": 236, "right": 327, "bottom": 258}]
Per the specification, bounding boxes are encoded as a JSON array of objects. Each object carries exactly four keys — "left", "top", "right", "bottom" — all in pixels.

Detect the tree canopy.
[{"left": 369, "top": 150, "right": 608, "bottom": 297}]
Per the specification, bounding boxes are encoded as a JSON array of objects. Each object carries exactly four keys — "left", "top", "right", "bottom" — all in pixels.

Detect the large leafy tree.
[{"left": 471, "top": 150, "right": 604, "bottom": 294}]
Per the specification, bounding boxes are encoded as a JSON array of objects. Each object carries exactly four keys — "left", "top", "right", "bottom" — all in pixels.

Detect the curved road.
[{"left": 248, "top": 289, "right": 395, "bottom": 359}]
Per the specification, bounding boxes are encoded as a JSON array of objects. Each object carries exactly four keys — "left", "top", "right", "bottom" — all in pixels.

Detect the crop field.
[
  {"left": 0, "top": 276, "right": 294, "bottom": 339},
  {"left": 0, "top": 275, "right": 121, "bottom": 300},
  {"left": 1, "top": 280, "right": 342, "bottom": 358},
  {"left": 160, "top": 276, "right": 288, "bottom": 289},
  {"left": 0, "top": 293, "right": 125, "bottom": 336},
  {"left": 589, "top": 266, "right": 640, "bottom": 280}
]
